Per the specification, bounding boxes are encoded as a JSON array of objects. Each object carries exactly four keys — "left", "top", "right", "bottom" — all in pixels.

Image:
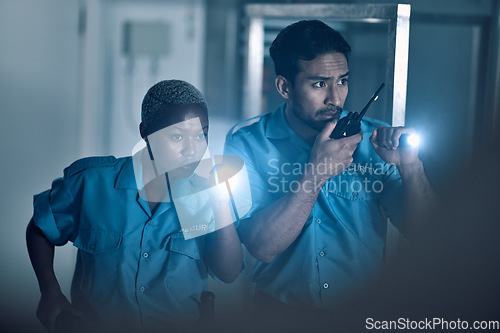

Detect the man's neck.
[{"left": 284, "top": 103, "right": 319, "bottom": 146}]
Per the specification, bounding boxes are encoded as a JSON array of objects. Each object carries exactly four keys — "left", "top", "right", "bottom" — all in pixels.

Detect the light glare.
[{"left": 407, "top": 133, "right": 420, "bottom": 147}]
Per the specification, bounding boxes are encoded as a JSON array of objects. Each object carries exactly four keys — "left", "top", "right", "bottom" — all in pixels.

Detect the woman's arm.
[{"left": 26, "top": 218, "right": 78, "bottom": 332}]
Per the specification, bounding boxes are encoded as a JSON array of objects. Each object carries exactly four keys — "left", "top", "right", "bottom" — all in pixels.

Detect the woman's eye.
[
  {"left": 313, "top": 81, "right": 326, "bottom": 88},
  {"left": 170, "top": 134, "right": 183, "bottom": 141},
  {"left": 196, "top": 133, "right": 207, "bottom": 141}
]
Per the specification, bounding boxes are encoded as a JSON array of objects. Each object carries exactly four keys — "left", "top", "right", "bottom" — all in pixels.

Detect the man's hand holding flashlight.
[
  {"left": 369, "top": 126, "right": 420, "bottom": 167},
  {"left": 370, "top": 126, "right": 437, "bottom": 237}
]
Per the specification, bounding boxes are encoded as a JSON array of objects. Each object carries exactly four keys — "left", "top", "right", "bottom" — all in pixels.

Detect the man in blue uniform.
[
  {"left": 224, "top": 20, "right": 436, "bottom": 310},
  {"left": 27, "top": 80, "right": 243, "bottom": 332}
]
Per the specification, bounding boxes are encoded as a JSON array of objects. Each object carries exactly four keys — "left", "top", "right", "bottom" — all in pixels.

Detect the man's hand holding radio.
[{"left": 309, "top": 119, "right": 363, "bottom": 184}]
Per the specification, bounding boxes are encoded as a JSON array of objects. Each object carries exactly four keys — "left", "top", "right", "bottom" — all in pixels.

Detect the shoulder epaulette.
[
  {"left": 228, "top": 113, "right": 266, "bottom": 137},
  {"left": 64, "top": 156, "right": 118, "bottom": 178},
  {"left": 362, "top": 116, "right": 391, "bottom": 129}
]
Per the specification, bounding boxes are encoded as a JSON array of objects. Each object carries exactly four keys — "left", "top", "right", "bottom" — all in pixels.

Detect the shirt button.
[
  {"left": 316, "top": 218, "right": 321, "bottom": 224},
  {"left": 323, "top": 283, "right": 329, "bottom": 289},
  {"left": 139, "top": 286, "right": 145, "bottom": 292},
  {"left": 143, "top": 252, "right": 149, "bottom": 258},
  {"left": 319, "top": 251, "right": 325, "bottom": 257}
]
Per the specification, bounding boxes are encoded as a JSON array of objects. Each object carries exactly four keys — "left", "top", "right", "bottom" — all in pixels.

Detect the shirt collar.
[
  {"left": 266, "top": 103, "right": 312, "bottom": 151},
  {"left": 115, "top": 156, "right": 138, "bottom": 189},
  {"left": 115, "top": 155, "right": 178, "bottom": 219},
  {"left": 265, "top": 104, "right": 296, "bottom": 140}
]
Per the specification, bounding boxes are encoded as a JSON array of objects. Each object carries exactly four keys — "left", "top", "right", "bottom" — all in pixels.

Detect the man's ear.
[
  {"left": 139, "top": 122, "right": 147, "bottom": 139},
  {"left": 275, "top": 75, "right": 292, "bottom": 99}
]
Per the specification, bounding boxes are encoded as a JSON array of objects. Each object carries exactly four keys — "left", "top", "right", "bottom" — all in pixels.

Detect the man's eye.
[
  {"left": 313, "top": 81, "right": 326, "bottom": 88},
  {"left": 170, "top": 134, "right": 183, "bottom": 141},
  {"left": 339, "top": 78, "right": 349, "bottom": 85},
  {"left": 196, "top": 133, "right": 207, "bottom": 141}
]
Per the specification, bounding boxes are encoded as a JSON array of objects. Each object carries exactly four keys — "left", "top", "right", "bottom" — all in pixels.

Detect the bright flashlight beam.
[
  {"left": 406, "top": 133, "right": 420, "bottom": 147},
  {"left": 399, "top": 133, "right": 421, "bottom": 148}
]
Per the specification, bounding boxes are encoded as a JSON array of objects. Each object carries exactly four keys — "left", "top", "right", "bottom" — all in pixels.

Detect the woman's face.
[{"left": 146, "top": 106, "right": 209, "bottom": 179}]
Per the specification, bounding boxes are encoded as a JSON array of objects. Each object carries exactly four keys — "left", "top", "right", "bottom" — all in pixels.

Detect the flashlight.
[{"left": 399, "top": 133, "right": 420, "bottom": 148}]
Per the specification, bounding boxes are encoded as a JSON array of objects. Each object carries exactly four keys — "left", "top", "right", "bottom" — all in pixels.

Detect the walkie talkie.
[{"left": 330, "top": 83, "right": 385, "bottom": 139}]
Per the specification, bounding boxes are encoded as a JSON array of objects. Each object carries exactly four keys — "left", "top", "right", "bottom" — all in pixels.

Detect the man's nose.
[{"left": 325, "top": 85, "right": 341, "bottom": 107}]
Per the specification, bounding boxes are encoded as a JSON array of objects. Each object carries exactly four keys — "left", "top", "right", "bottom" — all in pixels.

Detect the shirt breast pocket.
[
  {"left": 325, "top": 174, "right": 386, "bottom": 242},
  {"left": 166, "top": 235, "right": 207, "bottom": 305},
  {"left": 73, "top": 229, "right": 122, "bottom": 298},
  {"left": 327, "top": 174, "right": 382, "bottom": 201}
]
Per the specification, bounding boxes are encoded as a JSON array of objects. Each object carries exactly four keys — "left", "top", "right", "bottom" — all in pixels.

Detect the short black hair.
[
  {"left": 269, "top": 20, "right": 351, "bottom": 82},
  {"left": 141, "top": 79, "right": 207, "bottom": 131}
]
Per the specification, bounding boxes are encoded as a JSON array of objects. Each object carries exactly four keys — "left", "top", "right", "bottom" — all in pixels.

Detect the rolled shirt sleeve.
[{"left": 33, "top": 176, "right": 79, "bottom": 246}]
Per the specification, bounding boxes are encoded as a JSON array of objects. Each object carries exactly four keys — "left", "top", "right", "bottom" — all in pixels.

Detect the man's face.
[
  {"left": 287, "top": 52, "right": 349, "bottom": 132},
  {"left": 147, "top": 106, "right": 209, "bottom": 178}
]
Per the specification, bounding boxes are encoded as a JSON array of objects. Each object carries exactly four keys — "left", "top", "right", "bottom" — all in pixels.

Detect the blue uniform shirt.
[
  {"left": 33, "top": 156, "right": 213, "bottom": 332},
  {"left": 224, "top": 104, "right": 404, "bottom": 308}
]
